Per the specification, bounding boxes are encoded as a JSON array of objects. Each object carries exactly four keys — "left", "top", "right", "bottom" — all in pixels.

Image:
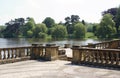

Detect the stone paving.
[{"left": 0, "top": 60, "right": 120, "bottom": 78}]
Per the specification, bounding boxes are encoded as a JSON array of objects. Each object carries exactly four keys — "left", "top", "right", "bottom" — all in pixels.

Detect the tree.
[
  {"left": 102, "top": 7, "right": 120, "bottom": 33},
  {"left": 71, "top": 15, "right": 80, "bottom": 23},
  {"left": 96, "top": 14, "right": 116, "bottom": 38},
  {"left": 52, "top": 25, "right": 68, "bottom": 39},
  {"left": 42, "top": 17, "right": 55, "bottom": 28},
  {"left": 64, "top": 15, "right": 80, "bottom": 35},
  {"left": 20, "top": 21, "right": 35, "bottom": 37},
  {"left": 2, "top": 18, "right": 25, "bottom": 38},
  {"left": 27, "top": 30, "right": 33, "bottom": 38},
  {"left": 73, "top": 23, "right": 86, "bottom": 38},
  {"left": 115, "top": 6, "right": 120, "bottom": 33},
  {"left": 33, "top": 23, "right": 48, "bottom": 38}
]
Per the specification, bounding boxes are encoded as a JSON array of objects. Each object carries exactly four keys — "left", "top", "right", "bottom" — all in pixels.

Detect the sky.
[{"left": 0, "top": 0, "right": 120, "bottom": 25}]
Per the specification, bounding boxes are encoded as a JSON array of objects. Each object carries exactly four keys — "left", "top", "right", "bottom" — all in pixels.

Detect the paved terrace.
[{"left": 0, "top": 48, "right": 120, "bottom": 78}]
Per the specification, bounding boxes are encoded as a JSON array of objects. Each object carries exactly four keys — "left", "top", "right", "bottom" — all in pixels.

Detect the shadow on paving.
[
  {"left": 32, "top": 59, "right": 120, "bottom": 71},
  {"left": 65, "top": 62, "right": 120, "bottom": 71}
]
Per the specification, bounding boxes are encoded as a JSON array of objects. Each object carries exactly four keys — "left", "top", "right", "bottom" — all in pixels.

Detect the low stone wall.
[{"left": 72, "top": 46, "right": 120, "bottom": 68}]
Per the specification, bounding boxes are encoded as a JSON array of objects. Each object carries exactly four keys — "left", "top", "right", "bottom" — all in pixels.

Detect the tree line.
[{"left": 0, "top": 6, "right": 120, "bottom": 39}]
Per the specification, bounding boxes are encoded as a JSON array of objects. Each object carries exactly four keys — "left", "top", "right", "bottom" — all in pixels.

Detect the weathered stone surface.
[{"left": 0, "top": 60, "right": 119, "bottom": 78}]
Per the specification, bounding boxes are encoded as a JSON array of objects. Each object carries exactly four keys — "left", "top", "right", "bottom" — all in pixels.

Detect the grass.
[{"left": 85, "top": 32, "right": 97, "bottom": 39}]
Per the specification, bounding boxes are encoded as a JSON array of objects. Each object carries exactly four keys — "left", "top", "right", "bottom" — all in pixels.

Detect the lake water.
[{"left": 0, "top": 38, "right": 102, "bottom": 48}]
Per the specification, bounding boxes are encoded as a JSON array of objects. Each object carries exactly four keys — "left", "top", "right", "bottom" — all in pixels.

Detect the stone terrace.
[
  {"left": 0, "top": 48, "right": 120, "bottom": 78},
  {"left": 0, "top": 60, "right": 120, "bottom": 78}
]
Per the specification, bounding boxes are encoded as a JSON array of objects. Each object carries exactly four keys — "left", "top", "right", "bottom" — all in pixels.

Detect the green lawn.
[{"left": 85, "top": 32, "right": 97, "bottom": 39}]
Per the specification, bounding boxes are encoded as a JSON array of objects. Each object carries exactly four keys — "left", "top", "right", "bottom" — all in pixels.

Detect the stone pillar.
[
  {"left": 45, "top": 44, "right": 58, "bottom": 61},
  {"left": 31, "top": 44, "right": 44, "bottom": 59},
  {"left": 72, "top": 46, "right": 81, "bottom": 64}
]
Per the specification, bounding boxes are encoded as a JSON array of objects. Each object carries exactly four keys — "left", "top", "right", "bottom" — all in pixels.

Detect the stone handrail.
[
  {"left": 31, "top": 44, "right": 59, "bottom": 61},
  {"left": 72, "top": 47, "right": 120, "bottom": 68},
  {"left": 82, "top": 39, "right": 120, "bottom": 49},
  {"left": 0, "top": 46, "right": 32, "bottom": 64},
  {"left": 0, "top": 44, "right": 59, "bottom": 64}
]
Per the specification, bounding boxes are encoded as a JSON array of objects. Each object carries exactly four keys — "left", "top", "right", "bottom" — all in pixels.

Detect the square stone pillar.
[
  {"left": 72, "top": 46, "right": 81, "bottom": 64},
  {"left": 31, "top": 44, "right": 43, "bottom": 59},
  {"left": 45, "top": 44, "right": 58, "bottom": 61}
]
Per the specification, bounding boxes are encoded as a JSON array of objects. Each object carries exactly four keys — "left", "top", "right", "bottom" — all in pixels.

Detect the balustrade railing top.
[{"left": 82, "top": 39, "right": 120, "bottom": 49}]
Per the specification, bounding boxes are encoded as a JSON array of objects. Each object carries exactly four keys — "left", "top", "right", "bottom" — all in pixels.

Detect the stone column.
[
  {"left": 45, "top": 44, "right": 58, "bottom": 61},
  {"left": 72, "top": 46, "right": 81, "bottom": 64},
  {"left": 31, "top": 44, "right": 43, "bottom": 59}
]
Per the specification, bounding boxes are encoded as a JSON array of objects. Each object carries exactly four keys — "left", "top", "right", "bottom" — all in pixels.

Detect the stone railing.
[
  {"left": 0, "top": 44, "right": 60, "bottom": 64},
  {"left": 72, "top": 47, "right": 120, "bottom": 68},
  {"left": 30, "top": 44, "right": 59, "bottom": 61},
  {"left": 0, "top": 46, "right": 32, "bottom": 64},
  {"left": 82, "top": 39, "right": 120, "bottom": 49}
]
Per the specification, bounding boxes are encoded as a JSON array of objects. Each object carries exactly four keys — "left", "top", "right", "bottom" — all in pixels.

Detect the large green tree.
[
  {"left": 52, "top": 25, "right": 67, "bottom": 39},
  {"left": 102, "top": 7, "right": 120, "bottom": 33},
  {"left": 42, "top": 17, "right": 55, "bottom": 28},
  {"left": 33, "top": 23, "right": 48, "bottom": 38},
  {"left": 73, "top": 23, "right": 86, "bottom": 38},
  {"left": 96, "top": 14, "right": 116, "bottom": 38},
  {"left": 64, "top": 15, "right": 80, "bottom": 36},
  {"left": 2, "top": 18, "right": 25, "bottom": 38},
  {"left": 115, "top": 6, "right": 120, "bottom": 33}
]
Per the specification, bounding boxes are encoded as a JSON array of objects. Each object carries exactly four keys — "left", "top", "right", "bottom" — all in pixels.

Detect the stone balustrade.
[
  {"left": 82, "top": 39, "right": 120, "bottom": 49},
  {"left": 0, "top": 44, "right": 59, "bottom": 64},
  {"left": 72, "top": 47, "right": 120, "bottom": 68},
  {"left": 0, "top": 46, "right": 32, "bottom": 64},
  {"left": 31, "top": 44, "right": 59, "bottom": 61}
]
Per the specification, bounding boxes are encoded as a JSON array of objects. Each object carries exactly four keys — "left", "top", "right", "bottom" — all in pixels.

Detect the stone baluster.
[
  {"left": 3, "top": 49, "right": 6, "bottom": 59},
  {"left": 39, "top": 47, "right": 43, "bottom": 57},
  {"left": 14, "top": 49, "right": 17, "bottom": 58},
  {"left": 82, "top": 50, "right": 88, "bottom": 62},
  {"left": 11, "top": 49, "right": 14, "bottom": 58},
  {"left": 7, "top": 49, "right": 10, "bottom": 59},
  {"left": 28, "top": 48, "right": 32, "bottom": 56},
  {"left": 87, "top": 50, "right": 90, "bottom": 62},
  {"left": 115, "top": 52, "right": 119, "bottom": 65},
  {"left": 20, "top": 48, "right": 25, "bottom": 57},
  {"left": 16, "top": 48, "right": 20, "bottom": 57},
  {"left": 110, "top": 51, "right": 114, "bottom": 64},
  {"left": 26, "top": 48, "right": 29, "bottom": 56},
  {"left": 0, "top": 49, "right": 1, "bottom": 60},
  {"left": 91, "top": 50, "right": 95, "bottom": 63},
  {"left": 96, "top": 50, "right": 100, "bottom": 63},
  {"left": 100, "top": 51, "right": 104, "bottom": 64},
  {"left": 5, "top": 49, "right": 9, "bottom": 59},
  {"left": 105, "top": 52, "right": 109, "bottom": 64}
]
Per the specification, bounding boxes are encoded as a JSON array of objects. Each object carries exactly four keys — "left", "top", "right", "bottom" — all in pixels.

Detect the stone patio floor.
[{"left": 0, "top": 60, "right": 120, "bottom": 78}]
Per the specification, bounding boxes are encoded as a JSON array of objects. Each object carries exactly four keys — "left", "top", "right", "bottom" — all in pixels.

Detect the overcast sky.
[{"left": 0, "top": 0, "right": 120, "bottom": 25}]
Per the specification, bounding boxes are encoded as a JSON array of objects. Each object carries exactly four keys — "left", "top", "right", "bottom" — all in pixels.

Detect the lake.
[{"left": 0, "top": 38, "right": 102, "bottom": 48}]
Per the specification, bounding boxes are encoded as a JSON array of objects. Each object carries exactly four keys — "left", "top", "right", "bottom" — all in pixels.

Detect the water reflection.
[{"left": 0, "top": 38, "right": 102, "bottom": 48}]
